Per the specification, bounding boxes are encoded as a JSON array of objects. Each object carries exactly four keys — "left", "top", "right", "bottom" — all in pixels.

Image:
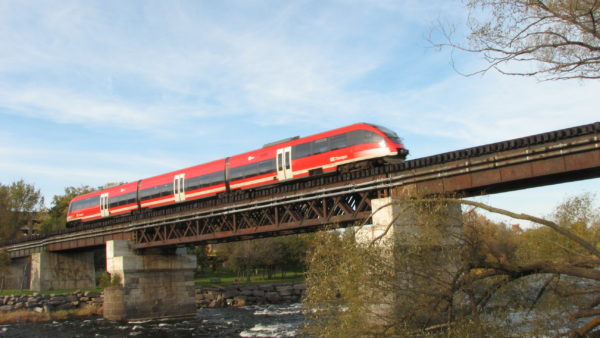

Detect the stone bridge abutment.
[{"left": 103, "top": 240, "right": 197, "bottom": 321}]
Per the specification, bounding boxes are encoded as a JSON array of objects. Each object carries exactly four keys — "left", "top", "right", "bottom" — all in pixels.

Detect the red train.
[{"left": 67, "top": 123, "right": 408, "bottom": 225}]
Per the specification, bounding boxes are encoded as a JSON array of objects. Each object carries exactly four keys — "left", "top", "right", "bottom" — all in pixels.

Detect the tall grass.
[{"left": 0, "top": 305, "right": 102, "bottom": 324}]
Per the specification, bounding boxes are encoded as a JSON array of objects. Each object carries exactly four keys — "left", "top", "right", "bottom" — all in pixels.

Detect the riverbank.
[
  {"left": 0, "top": 291, "right": 102, "bottom": 314},
  {"left": 0, "top": 282, "right": 306, "bottom": 323},
  {"left": 196, "top": 282, "right": 306, "bottom": 307}
]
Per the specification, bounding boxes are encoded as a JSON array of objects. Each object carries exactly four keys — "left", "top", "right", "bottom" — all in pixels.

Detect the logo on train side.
[{"left": 330, "top": 155, "right": 348, "bottom": 162}]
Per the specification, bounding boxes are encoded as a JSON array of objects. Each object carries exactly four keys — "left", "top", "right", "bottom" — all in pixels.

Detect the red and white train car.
[{"left": 67, "top": 123, "right": 408, "bottom": 225}]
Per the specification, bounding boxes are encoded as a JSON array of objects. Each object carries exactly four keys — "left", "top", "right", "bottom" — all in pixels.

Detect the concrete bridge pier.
[
  {"left": 30, "top": 250, "right": 96, "bottom": 291},
  {"left": 357, "top": 196, "right": 463, "bottom": 331},
  {"left": 1, "top": 256, "right": 31, "bottom": 290},
  {"left": 103, "top": 240, "right": 197, "bottom": 321}
]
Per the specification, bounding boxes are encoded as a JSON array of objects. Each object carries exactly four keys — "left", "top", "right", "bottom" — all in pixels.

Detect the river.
[{"left": 0, "top": 303, "right": 304, "bottom": 337}]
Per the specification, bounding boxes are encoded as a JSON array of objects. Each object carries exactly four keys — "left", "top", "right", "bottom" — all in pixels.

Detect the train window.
[
  {"left": 347, "top": 130, "right": 361, "bottom": 146},
  {"left": 277, "top": 154, "right": 283, "bottom": 171},
  {"left": 258, "top": 158, "right": 276, "bottom": 175},
  {"left": 230, "top": 165, "right": 244, "bottom": 181},
  {"left": 140, "top": 187, "right": 153, "bottom": 200},
  {"left": 348, "top": 130, "right": 383, "bottom": 145},
  {"left": 371, "top": 124, "right": 403, "bottom": 144},
  {"left": 71, "top": 195, "right": 100, "bottom": 211},
  {"left": 368, "top": 131, "right": 384, "bottom": 143},
  {"left": 230, "top": 164, "right": 251, "bottom": 181},
  {"left": 329, "top": 134, "right": 348, "bottom": 151},
  {"left": 186, "top": 171, "right": 224, "bottom": 191},
  {"left": 285, "top": 152, "right": 290, "bottom": 169},
  {"left": 229, "top": 158, "right": 275, "bottom": 181},
  {"left": 161, "top": 183, "right": 172, "bottom": 197},
  {"left": 292, "top": 142, "right": 312, "bottom": 160},
  {"left": 313, "top": 138, "right": 330, "bottom": 154},
  {"left": 139, "top": 182, "right": 172, "bottom": 201},
  {"left": 108, "top": 193, "right": 135, "bottom": 208},
  {"left": 108, "top": 192, "right": 137, "bottom": 208}
]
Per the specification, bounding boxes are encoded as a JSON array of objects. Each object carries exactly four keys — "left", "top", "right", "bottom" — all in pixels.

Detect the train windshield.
[{"left": 371, "top": 124, "right": 403, "bottom": 145}]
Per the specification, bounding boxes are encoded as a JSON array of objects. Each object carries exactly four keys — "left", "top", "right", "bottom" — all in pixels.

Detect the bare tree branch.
[{"left": 432, "top": 0, "right": 600, "bottom": 80}]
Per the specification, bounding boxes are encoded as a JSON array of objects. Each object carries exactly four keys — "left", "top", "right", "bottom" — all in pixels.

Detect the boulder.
[
  {"left": 276, "top": 286, "right": 293, "bottom": 297},
  {"left": 293, "top": 284, "right": 307, "bottom": 291},
  {"left": 223, "top": 289, "right": 239, "bottom": 299},
  {"left": 56, "top": 303, "right": 76, "bottom": 311},
  {"left": 265, "top": 292, "right": 281, "bottom": 303},
  {"left": 84, "top": 291, "right": 101, "bottom": 298},
  {"left": 0, "top": 305, "right": 13, "bottom": 312},
  {"left": 240, "top": 289, "right": 254, "bottom": 296},
  {"left": 259, "top": 284, "right": 274, "bottom": 291}
]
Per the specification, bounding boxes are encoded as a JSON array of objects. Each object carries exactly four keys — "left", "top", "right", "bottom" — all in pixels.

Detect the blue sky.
[{"left": 1, "top": 1, "right": 598, "bottom": 222}]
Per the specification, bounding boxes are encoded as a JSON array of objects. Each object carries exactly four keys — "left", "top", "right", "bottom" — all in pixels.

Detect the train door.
[
  {"left": 174, "top": 174, "right": 186, "bottom": 202},
  {"left": 100, "top": 193, "right": 110, "bottom": 217},
  {"left": 276, "top": 147, "right": 293, "bottom": 180}
]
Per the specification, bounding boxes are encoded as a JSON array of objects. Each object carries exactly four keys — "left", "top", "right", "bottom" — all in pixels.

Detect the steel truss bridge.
[{"left": 2, "top": 122, "right": 600, "bottom": 258}]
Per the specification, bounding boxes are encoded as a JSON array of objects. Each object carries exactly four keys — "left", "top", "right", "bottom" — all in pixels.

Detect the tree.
[
  {"left": 219, "top": 234, "right": 312, "bottom": 280},
  {"left": 0, "top": 185, "right": 18, "bottom": 241},
  {"left": 303, "top": 194, "right": 600, "bottom": 336},
  {"left": 434, "top": 0, "right": 600, "bottom": 80},
  {"left": 39, "top": 185, "right": 94, "bottom": 233},
  {"left": 0, "top": 180, "right": 43, "bottom": 241}
]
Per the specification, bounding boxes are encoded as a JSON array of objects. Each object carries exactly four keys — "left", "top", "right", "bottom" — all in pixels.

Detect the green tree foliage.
[
  {"left": 0, "top": 185, "right": 18, "bottom": 241},
  {"left": 39, "top": 185, "right": 94, "bottom": 232},
  {"left": 220, "top": 234, "right": 311, "bottom": 280},
  {"left": 189, "top": 245, "right": 212, "bottom": 274},
  {"left": 435, "top": 0, "right": 600, "bottom": 80},
  {"left": 518, "top": 193, "right": 600, "bottom": 263},
  {"left": 0, "top": 180, "right": 43, "bottom": 241},
  {"left": 304, "top": 194, "right": 600, "bottom": 336},
  {"left": 304, "top": 230, "right": 382, "bottom": 336}
]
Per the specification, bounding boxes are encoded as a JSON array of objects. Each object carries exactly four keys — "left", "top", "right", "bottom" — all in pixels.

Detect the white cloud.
[
  {"left": 0, "top": 1, "right": 430, "bottom": 131},
  {"left": 0, "top": 86, "right": 170, "bottom": 130}
]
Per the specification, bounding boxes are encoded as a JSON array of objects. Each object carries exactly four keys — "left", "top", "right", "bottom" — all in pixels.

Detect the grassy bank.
[
  {"left": 195, "top": 268, "right": 305, "bottom": 287},
  {"left": 0, "top": 305, "right": 102, "bottom": 325},
  {"left": 0, "top": 288, "right": 102, "bottom": 296}
]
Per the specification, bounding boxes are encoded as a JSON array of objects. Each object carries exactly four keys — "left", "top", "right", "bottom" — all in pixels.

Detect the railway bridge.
[{"left": 1, "top": 122, "right": 599, "bottom": 320}]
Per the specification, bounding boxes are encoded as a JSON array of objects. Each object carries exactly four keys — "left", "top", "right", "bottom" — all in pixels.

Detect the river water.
[{"left": 0, "top": 303, "right": 304, "bottom": 337}]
